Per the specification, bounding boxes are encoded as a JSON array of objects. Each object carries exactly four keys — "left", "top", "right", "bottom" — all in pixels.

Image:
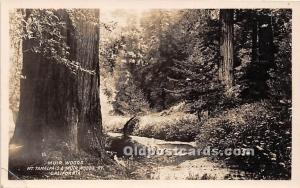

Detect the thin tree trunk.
[
  {"left": 219, "top": 9, "right": 234, "bottom": 89},
  {"left": 248, "top": 13, "right": 275, "bottom": 98},
  {"left": 258, "top": 15, "right": 275, "bottom": 65},
  {"left": 252, "top": 13, "right": 258, "bottom": 64}
]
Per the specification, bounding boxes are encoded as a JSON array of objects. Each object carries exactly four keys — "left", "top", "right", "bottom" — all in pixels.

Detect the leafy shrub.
[
  {"left": 103, "top": 116, "right": 130, "bottom": 133},
  {"left": 195, "top": 101, "right": 291, "bottom": 179},
  {"left": 103, "top": 112, "right": 200, "bottom": 142},
  {"left": 133, "top": 113, "right": 200, "bottom": 142}
]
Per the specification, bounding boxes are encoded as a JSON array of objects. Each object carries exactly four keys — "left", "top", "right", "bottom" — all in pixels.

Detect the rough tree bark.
[
  {"left": 219, "top": 9, "right": 234, "bottom": 89},
  {"left": 10, "top": 9, "right": 108, "bottom": 168}
]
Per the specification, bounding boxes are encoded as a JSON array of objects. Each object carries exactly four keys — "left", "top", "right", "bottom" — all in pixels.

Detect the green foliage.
[
  {"left": 133, "top": 114, "right": 200, "bottom": 141},
  {"left": 22, "top": 9, "right": 97, "bottom": 75},
  {"left": 138, "top": 10, "right": 184, "bottom": 110},
  {"left": 101, "top": 10, "right": 226, "bottom": 112},
  {"left": 100, "top": 12, "right": 151, "bottom": 115},
  {"left": 23, "top": 10, "right": 70, "bottom": 68},
  {"left": 112, "top": 70, "right": 150, "bottom": 115},
  {"left": 195, "top": 101, "right": 291, "bottom": 179},
  {"left": 267, "top": 9, "right": 292, "bottom": 102}
]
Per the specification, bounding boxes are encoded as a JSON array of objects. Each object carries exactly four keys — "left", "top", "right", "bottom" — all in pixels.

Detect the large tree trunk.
[
  {"left": 10, "top": 9, "right": 107, "bottom": 168},
  {"left": 219, "top": 9, "right": 234, "bottom": 89}
]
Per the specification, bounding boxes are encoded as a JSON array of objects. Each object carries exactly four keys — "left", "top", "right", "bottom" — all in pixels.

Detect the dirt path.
[{"left": 107, "top": 132, "right": 246, "bottom": 180}]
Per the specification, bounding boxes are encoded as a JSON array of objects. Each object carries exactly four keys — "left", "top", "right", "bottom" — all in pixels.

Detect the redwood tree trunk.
[
  {"left": 10, "top": 9, "right": 107, "bottom": 168},
  {"left": 219, "top": 9, "right": 234, "bottom": 89}
]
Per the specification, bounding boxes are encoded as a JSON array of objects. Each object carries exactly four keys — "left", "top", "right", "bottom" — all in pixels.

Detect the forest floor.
[{"left": 107, "top": 132, "right": 248, "bottom": 180}]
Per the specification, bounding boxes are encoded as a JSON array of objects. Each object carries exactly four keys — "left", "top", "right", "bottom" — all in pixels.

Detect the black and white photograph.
[{"left": 1, "top": 1, "right": 299, "bottom": 185}]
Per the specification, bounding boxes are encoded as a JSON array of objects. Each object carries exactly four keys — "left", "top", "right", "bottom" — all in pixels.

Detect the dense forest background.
[{"left": 100, "top": 9, "right": 291, "bottom": 116}]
